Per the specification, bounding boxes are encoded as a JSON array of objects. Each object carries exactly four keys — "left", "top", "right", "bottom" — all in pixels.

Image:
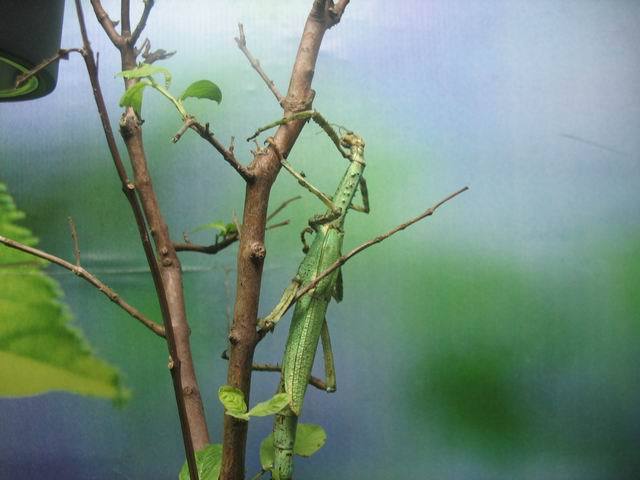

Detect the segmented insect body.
[{"left": 273, "top": 132, "right": 366, "bottom": 480}]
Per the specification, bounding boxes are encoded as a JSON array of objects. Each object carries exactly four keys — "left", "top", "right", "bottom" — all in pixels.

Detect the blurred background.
[{"left": 1, "top": 1, "right": 638, "bottom": 478}]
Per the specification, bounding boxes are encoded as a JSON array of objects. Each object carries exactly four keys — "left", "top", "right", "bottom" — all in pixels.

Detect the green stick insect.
[{"left": 251, "top": 110, "right": 370, "bottom": 480}]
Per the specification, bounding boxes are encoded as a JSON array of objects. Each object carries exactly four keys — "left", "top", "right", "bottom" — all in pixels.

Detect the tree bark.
[{"left": 220, "top": 2, "right": 350, "bottom": 478}]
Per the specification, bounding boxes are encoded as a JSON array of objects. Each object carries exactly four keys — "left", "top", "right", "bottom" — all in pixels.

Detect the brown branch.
[
  {"left": 79, "top": 2, "right": 205, "bottom": 479},
  {"left": 120, "top": 0, "right": 131, "bottom": 37},
  {"left": 174, "top": 197, "right": 296, "bottom": 256},
  {"left": 220, "top": 351, "right": 328, "bottom": 391},
  {"left": 328, "top": 0, "right": 350, "bottom": 27},
  {"left": 131, "top": 0, "right": 154, "bottom": 45},
  {"left": 221, "top": 2, "right": 351, "bottom": 478},
  {"left": 235, "top": 23, "right": 285, "bottom": 106},
  {"left": 189, "top": 121, "right": 254, "bottom": 182},
  {"left": 15, "top": 49, "right": 83, "bottom": 89},
  {"left": 0, "top": 234, "right": 165, "bottom": 338},
  {"left": 135, "top": 38, "right": 176, "bottom": 64},
  {"left": 267, "top": 196, "right": 301, "bottom": 222},
  {"left": 89, "top": 0, "right": 123, "bottom": 47}
]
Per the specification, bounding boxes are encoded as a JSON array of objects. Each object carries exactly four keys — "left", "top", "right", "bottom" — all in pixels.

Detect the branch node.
[{"left": 249, "top": 242, "right": 266, "bottom": 263}]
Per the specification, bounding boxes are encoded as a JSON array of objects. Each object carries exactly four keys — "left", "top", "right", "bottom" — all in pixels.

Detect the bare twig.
[
  {"left": 79, "top": 1, "right": 204, "bottom": 478},
  {"left": 267, "top": 196, "right": 301, "bottom": 222},
  {"left": 220, "top": 351, "right": 327, "bottom": 391},
  {"left": 131, "top": 0, "right": 154, "bottom": 45},
  {"left": 221, "top": 3, "right": 352, "bottom": 477},
  {"left": 174, "top": 197, "right": 297, "bottom": 255},
  {"left": 0, "top": 234, "right": 165, "bottom": 337},
  {"left": 137, "top": 38, "right": 176, "bottom": 64},
  {"left": 172, "top": 117, "right": 197, "bottom": 143},
  {"left": 328, "top": 0, "right": 351, "bottom": 28},
  {"left": 293, "top": 187, "right": 469, "bottom": 304},
  {"left": 255, "top": 187, "right": 469, "bottom": 339},
  {"left": 120, "top": 0, "right": 131, "bottom": 36},
  {"left": 90, "top": 0, "right": 123, "bottom": 47},
  {"left": 15, "top": 49, "right": 83, "bottom": 88},
  {"left": 189, "top": 121, "right": 254, "bottom": 182},
  {"left": 67, "top": 217, "right": 81, "bottom": 267},
  {"left": 235, "top": 23, "right": 285, "bottom": 106}
]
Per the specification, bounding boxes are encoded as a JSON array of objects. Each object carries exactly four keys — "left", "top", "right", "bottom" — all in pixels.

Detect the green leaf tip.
[
  {"left": 218, "top": 387, "right": 290, "bottom": 422},
  {"left": 218, "top": 385, "right": 249, "bottom": 420},
  {"left": 246, "top": 393, "right": 289, "bottom": 417},
  {"left": 180, "top": 80, "right": 222, "bottom": 104},
  {"left": 117, "top": 64, "right": 172, "bottom": 88},
  {"left": 0, "top": 183, "right": 127, "bottom": 401},
  {"left": 192, "top": 221, "right": 236, "bottom": 237},
  {"left": 119, "top": 81, "right": 148, "bottom": 116},
  {"left": 178, "top": 443, "right": 222, "bottom": 480}
]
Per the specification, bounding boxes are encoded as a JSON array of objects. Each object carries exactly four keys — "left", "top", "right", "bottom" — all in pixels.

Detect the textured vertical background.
[{"left": 1, "top": 1, "right": 638, "bottom": 478}]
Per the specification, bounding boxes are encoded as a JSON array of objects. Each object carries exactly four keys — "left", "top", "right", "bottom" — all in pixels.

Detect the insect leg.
[
  {"left": 246, "top": 110, "right": 317, "bottom": 142},
  {"left": 300, "top": 226, "right": 314, "bottom": 253},
  {"left": 349, "top": 176, "right": 370, "bottom": 214},
  {"left": 320, "top": 319, "right": 337, "bottom": 392},
  {"left": 257, "top": 278, "right": 300, "bottom": 331}
]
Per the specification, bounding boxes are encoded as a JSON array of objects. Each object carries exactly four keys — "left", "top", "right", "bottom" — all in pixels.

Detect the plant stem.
[{"left": 220, "top": 2, "right": 350, "bottom": 479}]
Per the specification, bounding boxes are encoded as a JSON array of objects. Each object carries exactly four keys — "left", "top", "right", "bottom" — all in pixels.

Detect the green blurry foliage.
[{"left": 0, "top": 183, "right": 127, "bottom": 401}]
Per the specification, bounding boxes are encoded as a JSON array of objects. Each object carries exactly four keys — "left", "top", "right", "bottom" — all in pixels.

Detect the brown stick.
[
  {"left": 292, "top": 187, "right": 469, "bottom": 306},
  {"left": 254, "top": 187, "right": 469, "bottom": 339},
  {"left": 235, "top": 24, "right": 285, "bottom": 106},
  {"left": 220, "top": 351, "right": 328, "bottom": 391},
  {"left": 220, "top": 2, "right": 350, "bottom": 479},
  {"left": 0, "top": 234, "right": 165, "bottom": 337},
  {"left": 14, "top": 49, "right": 83, "bottom": 88},
  {"left": 174, "top": 197, "right": 298, "bottom": 255},
  {"left": 81, "top": 1, "right": 205, "bottom": 478}
]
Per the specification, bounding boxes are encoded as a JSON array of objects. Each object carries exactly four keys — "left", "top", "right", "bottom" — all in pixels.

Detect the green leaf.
[
  {"left": 192, "top": 221, "right": 229, "bottom": 235},
  {"left": 0, "top": 183, "right": 127, "bottom": 401},
  {"left": 259, "top": 433, "right": 276, "bottom": 470},
  {"left": 247, "top": 393, "right": 289, "bottom": 417},
  {"left": 117, "top": 64, "right": 172, "bottom": 87},
  {"left": 218, "top": 385, "right": 249, "bottom": 420},
  {"left": 178, "top": 443, "right": 222, "bottom": 480},
  {"left": 293, "top": 423, "right": 327, "bottom": 457},
  {"left": 118, "top": 81, "right": 148, "bottom": 116},
  {"left": 258, "top": 422, "right": 326, "bottom": 471},
  {"left": 179, "top": 80, "right": 222, "bottom": 104}
]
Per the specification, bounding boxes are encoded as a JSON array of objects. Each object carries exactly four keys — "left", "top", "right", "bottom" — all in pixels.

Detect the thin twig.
[
  {"left": 267, "top": 195, "right": 301, "bottom": 222},
  {"left": 257, "top": 186, "right": 469, "bottom": 338},
  {"left": 136, "top": 37, "right": 176, "bottom": 64},
  {"left": 15, "top": 49, "right": 83, "bottom": 88},
  {"left": 292, "top": 187, "right": 469, "bottom": 304},
  {"left": 220, "top": 351, "right": 327, "bottom": 391},
  {"left": 189, "top": 122, "right": 254, "bottom": 182},
  {"left": 235, "top": 23, "right": 285, "bottom": 106},
  {"left": 0, "top": 234, "right": 165, "bottom": 337},
  {"left": 79, "top": 1, "right": 202, "bottom": 478},
  {"left": 172, "top": 117, "right": 197, "bottom": 143},
  {"left": 174, "top": 197, "right": 297, "bottom": 255},
  {"left": 89, "top": 0, "right": 123, "bottom": 47},
  {"left": 328, "top": 0, "right": 351, "bottom": 28},
  {"left": 67, "top": 217, "right": 81, "bottom": 267},
  {"left": 131, "top": 0, "right": 154, "bottom": 45},
  {"left": 173, "top": 221, "right": 288, "bottom": 254}
]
